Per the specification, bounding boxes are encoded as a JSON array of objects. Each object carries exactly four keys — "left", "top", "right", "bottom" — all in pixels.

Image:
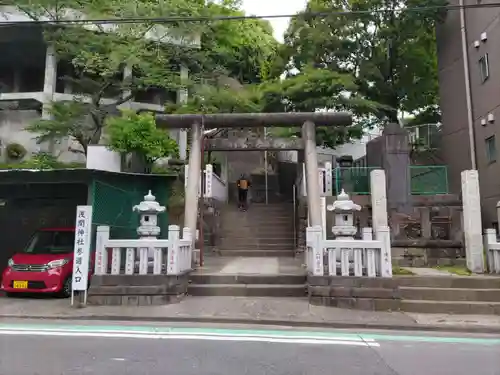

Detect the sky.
[{"left": 241, "top": 0, "right": 307, "bottom": 42}]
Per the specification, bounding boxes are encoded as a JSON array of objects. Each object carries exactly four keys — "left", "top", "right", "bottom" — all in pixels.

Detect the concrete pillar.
[
  {"left": 302, "top": 121, "right": 321, "bottom": 226},
  {"left": 496, "top": 201, "right": 500, "bottom": 232},
  {"left": 42, "top": 44, "right": 57, "bottom": 120},
  {"left": 122, "top": 64, "right": 133, "bottom": 108},
  {"left": 461, "top": 170, "right": 485, "bottom": 273},
  {"left": 184, "top": 122, "right": 202, "bottom": 246},
  {"left": 420, "top": 207, "right": 432, "bottom": 239},
  {"left": 177, "top": 65, "right": 189, "bottom": 160},
  {"left": 370, "top": 169, "right": 388, "bottom": 234}
]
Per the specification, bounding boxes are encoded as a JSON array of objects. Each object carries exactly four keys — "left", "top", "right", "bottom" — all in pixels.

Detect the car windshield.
[{"left": 23, "top": 231, "right": 75, "bottom": 254}]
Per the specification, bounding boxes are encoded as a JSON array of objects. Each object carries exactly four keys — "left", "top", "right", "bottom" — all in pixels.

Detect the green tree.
[
  {"left": 12, "top": 0, "right": 280, "bottom": 154},
  {"left": 14, "top": 0, "right": 205, "bottom": 154},
  {"left": 106, "top": 111, "right": 179, "bottom": 170},
  {"left": 259, "top": 67, "right": 386, "bottom": 148},
  {"left": 202, "top": 0, "right": 279, "bottom": 83},
  {"left": 282, "top": 0, "right": 446, "bottom": 124}
]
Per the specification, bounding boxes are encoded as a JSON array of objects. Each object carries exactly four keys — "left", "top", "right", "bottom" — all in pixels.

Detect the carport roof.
[{"left": 0, "top": 168, "right": 176, "bottom": 184}]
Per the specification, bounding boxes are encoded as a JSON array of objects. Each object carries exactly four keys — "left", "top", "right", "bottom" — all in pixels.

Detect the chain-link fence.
[{"left": 90, "top": 176, "right": 170, "bottom": 240}]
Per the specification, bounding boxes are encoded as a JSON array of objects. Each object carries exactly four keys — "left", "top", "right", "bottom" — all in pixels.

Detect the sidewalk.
[{"left": 1, "top": 295, "right": 500, "bottom": 333}]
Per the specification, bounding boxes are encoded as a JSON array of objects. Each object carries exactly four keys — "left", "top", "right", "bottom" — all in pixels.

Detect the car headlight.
[
  {"left": 47, "top": 259, "right": 69, "bottom": 269},
  {"left": 7, "top": 258, "right": 14, "bottom": 267}
]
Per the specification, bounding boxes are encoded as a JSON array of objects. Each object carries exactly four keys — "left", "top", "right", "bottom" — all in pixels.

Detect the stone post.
[
  {"left": 419, "top": 207, "right": 432, "bottom": 239},
  {"left": 177, "top": 65, "right": 189, "bottom": 160},
  {"left": 302, "top": 121, "right": 321, "bottom": 226},
  {"left": 370, "top": 169, "right": 388, "bottom": 234},
  {"left": 184, "top": 122, "right": 202, "bottom": 248},
  {"left": 42, "top": 44, "right": 57, "bottom": 120},
  {"left": 382, "top": 123, "right": 412, "bottom": 214},
  {"left": 461, "top": 170, "right": 485, "bottom": 273}
]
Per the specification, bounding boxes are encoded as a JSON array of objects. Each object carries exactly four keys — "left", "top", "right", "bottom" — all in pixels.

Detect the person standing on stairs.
[{"left": 237, "top": 174, "right": 251, "bottom": 211}]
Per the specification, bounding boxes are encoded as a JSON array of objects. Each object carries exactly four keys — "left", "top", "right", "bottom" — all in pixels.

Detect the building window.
[
  {"left": 486, "top": 135, "right": 497, "bottom": 163},
  {"left": 479, "top": 54, "right": 489, "bottom": 82}
]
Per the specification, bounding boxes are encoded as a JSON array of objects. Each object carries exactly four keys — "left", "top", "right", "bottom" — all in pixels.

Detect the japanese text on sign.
[{"left": 71, "top": 206, "right": 92, "bottom": 292}]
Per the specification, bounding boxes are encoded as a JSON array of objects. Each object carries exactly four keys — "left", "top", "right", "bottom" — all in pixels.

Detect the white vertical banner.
[{"left": 71, "top": 205, "right": 93, "bottom": 305}]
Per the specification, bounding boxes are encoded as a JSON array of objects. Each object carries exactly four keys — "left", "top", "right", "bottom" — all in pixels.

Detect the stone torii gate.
[{"left": 155, "top": 112, "right": 353, "bottom": 245}]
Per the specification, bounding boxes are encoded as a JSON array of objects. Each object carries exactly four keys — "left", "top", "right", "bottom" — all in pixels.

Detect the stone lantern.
[
  {"left": 133, "top": 190, "right": 166, "bottom": 239},
  {"left": 327, "top": 189, "right": 361, "bottom": 239}
]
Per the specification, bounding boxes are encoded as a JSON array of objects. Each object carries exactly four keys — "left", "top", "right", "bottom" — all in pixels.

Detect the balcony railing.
[{"left": 334, "top": 166, "right": 449, "bottom": 195}]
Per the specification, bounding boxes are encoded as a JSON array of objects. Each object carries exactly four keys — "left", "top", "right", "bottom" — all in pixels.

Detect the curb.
[{"left": 2, "top": 314, "right": 500, "bottom": 334}]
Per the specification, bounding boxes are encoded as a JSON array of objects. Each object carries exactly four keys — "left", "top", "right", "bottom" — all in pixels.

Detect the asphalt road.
[{"left": 0, "top": 320, "right": 499, "bottom": 375}]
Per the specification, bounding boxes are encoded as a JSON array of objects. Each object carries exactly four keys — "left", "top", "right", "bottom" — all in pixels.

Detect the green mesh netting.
[
  {"left": 333, "top": 166, "right": 448, "bottom": 195},
  {"left": 410, "top": 166, "right": 449, "bottom": 195},
  {"left": 91, "top": 177, "right": 170, "bottom": 240}
]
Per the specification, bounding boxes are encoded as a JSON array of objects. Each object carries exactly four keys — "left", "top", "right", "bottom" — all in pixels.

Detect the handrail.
[{"left": 212, "top": 171, "right": 226, "bottom": 186}]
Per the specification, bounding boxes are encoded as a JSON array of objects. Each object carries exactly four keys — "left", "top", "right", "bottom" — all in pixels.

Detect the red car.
[{"left": 1, "top": 227, "right": 93, "bottom": 298}]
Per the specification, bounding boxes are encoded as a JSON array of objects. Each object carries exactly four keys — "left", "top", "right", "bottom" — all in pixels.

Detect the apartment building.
[
  {"left": 436, "top": 0, "right": 500, "bottom": 226},
  {"left": 0, "top": 7, "right": 194, "bottom": 163}
]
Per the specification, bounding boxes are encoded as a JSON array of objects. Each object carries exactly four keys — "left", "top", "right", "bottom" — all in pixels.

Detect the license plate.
[{"left": 13, "top": 281, "right": 28, "bottom": 289}]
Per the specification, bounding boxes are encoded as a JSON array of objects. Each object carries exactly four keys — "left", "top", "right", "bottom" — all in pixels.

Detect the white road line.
[
  {"left": 0, "top": 327, "right": 375, "bottom": 342},
  {"left": 0, "top": 329, "right": 380, "bottom": 347}
]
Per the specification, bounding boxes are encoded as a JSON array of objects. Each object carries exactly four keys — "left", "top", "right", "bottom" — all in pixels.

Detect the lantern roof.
[
  {"left": 327, "top": 189, "right": 361, "bottom": 212},
  {"left": 133, "top": 190, "right": 166, "bottom": 213}
]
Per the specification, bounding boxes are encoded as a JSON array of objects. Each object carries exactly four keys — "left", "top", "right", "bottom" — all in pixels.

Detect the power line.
[{"left": 1, "top": 2, "right": 500, "bottom": 26}]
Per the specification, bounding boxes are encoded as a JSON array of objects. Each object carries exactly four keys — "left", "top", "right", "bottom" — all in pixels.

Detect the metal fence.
[
  {"left": 90, "top": 178, "right": 170, "bottom": 240},
  {"left": 334, "top": 166, "right": 449, "bottom": 195}
]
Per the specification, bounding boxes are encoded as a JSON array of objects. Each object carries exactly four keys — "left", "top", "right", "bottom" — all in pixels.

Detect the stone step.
[
  {"left": 188, "top": 284, "right": 307, "bottom": 297},
  {"left": 221, "top": 230, "right": 295, "bottom": 237},
  {"left": 218, "top": 244, "right": 295, "bottom": 251},
  {"left": 218, "top": 250, "right": 296, "bottom": 257},
  {"left": 219, "top": 237, "right": 295, "bottom": 244},
  {"left": 221, "top": 214, "right": 293, "bottom": 221},
  {"left": 400, "top": 287, "right": 500, "bottom": 302},
  {"left": 190, "top": 274, "right": 306, "bottom": 285},
  {"left": 400, "top": 300, "right": 500, "bottom": 315},
  {"left": 312, "top": 276, "right": 500, "bottom": 289}
]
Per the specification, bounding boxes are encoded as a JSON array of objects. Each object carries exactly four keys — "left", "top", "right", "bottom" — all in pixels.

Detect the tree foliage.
[
  {"left": 280, "top": 0, "right": 446, "bottom": 130},
  {"left": 202, "top": 1, "right": 279, "bottom": 83},
  {"left": 106, "top": 111, "right": 179, "bottom": 167},
  {"left": 10, "top": 0, "right": 277, "bottom": 155}
]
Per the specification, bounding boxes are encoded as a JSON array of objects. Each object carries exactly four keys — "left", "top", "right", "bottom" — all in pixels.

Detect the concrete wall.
[{"left": 0, "top": 110, "right": 85, "bottom": 163}]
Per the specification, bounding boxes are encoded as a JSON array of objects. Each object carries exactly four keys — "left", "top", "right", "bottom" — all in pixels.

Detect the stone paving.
[
  {"left": 194, "top": 256, "right": 305, "bottom": 275},
  {"left": 2, "top": 294, "right": 500, "bottom": 332}
]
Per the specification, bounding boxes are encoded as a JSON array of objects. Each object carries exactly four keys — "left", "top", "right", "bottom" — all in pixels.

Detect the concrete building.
[
  {"left": 0, "top": 7, "right": 193, "bottom": 163},
  {"left": 436, "top": 0, "right": 500, "bottom": 226}
]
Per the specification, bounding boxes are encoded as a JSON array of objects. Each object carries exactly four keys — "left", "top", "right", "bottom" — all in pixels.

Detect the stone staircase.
[
  {"left": 189, "top": 273, "right": 307, "bottom": 297},
  {"left": 217, "top": 203, "right": 296, "bottom": 257},
  {"left": 309, "top": 275, "right": 500, "bottom": 315}
]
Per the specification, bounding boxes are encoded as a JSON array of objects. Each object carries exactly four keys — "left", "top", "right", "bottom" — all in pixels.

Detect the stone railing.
[
  {"left": 306, "top": 226, "right": 392, "bottom": 277},
  {"left": 94, "top": 225, "right": 192, "bottom": 276},
  {"left": 484, "top": 229, "right": 500, "bottom": 273}
]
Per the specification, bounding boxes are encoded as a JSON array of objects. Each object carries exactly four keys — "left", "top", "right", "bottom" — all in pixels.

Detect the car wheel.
[{"left": 60, "top": 277, "right": 72, "bottom": 298}]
